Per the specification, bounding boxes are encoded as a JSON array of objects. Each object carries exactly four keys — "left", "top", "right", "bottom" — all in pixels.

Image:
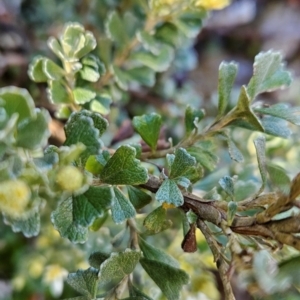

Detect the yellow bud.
[
  {"left": 162, "top": 202, "right": 176, "bottom": 209},
  {"left": 56, "top": 165, "right": 84, "bottom": 192},
  {"left": 0, "top": 180, "right": 31, "bottom": 216},
  {"left": 195, "top": 0, "right": 230, "bottom": 10}
]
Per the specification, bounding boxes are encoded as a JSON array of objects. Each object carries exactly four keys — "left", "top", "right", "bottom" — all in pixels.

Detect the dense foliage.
[{"left": 2, "top": 1, "right": 300, "bottom": 299}]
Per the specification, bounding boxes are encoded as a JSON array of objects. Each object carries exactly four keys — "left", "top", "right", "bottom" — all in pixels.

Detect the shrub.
[{"left": 1, "top": 1, "right": 300, "bottom": 299}]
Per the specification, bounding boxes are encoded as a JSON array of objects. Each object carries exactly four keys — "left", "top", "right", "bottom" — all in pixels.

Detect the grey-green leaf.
[
  {"left": 3, "top": 210, "right": 40, "bottom": 238},
  {"left": 133, "top": 46, "right": 174, "bottom": 72},
  {"left": 233, "top": 86, "right": 264, "bottom": 132},
  {"left": 127, "top": 66, "right": 155, "bottom": 87},
  {"left": 106, "top": 11, "right": 130, "bottom": 46},
  {"left": 267, "top": 163, "right": 291, "bottom": 195},
  {"left": 247, "top": 51, "right": 292, "bottom": 100},
  {"left": 155, "top": 179, "right": 183, "bottom": 206},
  {"left": 127, "top": 186, "right": 152, "bottom": 210},
  {"left": 90, "top": 94, "right": 111, "bottom": 115},
  {"left": 64, "top": 110, "right": 108, "bottom": 164},
  {"left": 100, "top": 145, "right": 148, "bottom": 185},
  {"left": 139, "top": 238, "right": 179, "bottom": 268},
  {"left": 51, "top": 197, "right": 88, "bottom": 243},
  {"left": 132, "top": 113, "right": 162, "bottom": 151},
  {"left": 254, "top": 103, "right": 300, "bottom": 126},
  {"left": 73, "top": 186, "right": 113, "bottom": 227},
  {"left": 99, "top": 249, "right": 141, "bottom": 284},
  {"left": 28, "top": 56, "right": 48, "bottom": 82},
  {"left": 217, "top": 61, "right": 238, "bottom": 117},
  {"left": 188, "top": 143, "right": 219, "bottom": 171},
  {"left": 169, "top": 148, "right": 196, "bottom": 179},
  {"left": 88, "top": 252, "right": 110, "bottom": 269},
  {"left": 111, "top": 187, "right": 136, "bottom": 224},
  {"left": 73, "top": 88, "right": 96, "bottom": 105},
  {"left": 47, "top": 80, "right": 72, "bottom": 104},
  {"left": 16, "top": 109, "right": 50, "bottom": 150},
  {"left": 185, "top": 105, "right": 205, "bottom": 135},
  {"left": 261, "top": 116, "right": 291, "bottom": 138},
  {"left": 254, "top": 135, "right": 267, "bottom": 194},
  {"left": 219, "top": 176, "right": 235, "bottom": 200},
  {"left": 140, "top": 258, "right": 189, "bottom": 300},
  {"left": 67, "top": 268, "right": 98, "bottom": 298},
  {"left": 143, "top": 206, "right": 172, "bottom": 234}
]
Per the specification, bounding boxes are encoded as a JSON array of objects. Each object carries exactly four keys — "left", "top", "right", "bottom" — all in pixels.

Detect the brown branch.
[{"left": 139, "top": 175, "right": 300, "bottom": 250}]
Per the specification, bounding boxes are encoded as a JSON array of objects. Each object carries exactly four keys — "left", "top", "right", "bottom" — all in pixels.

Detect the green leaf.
[
  {"left": 254, "top": 135, "right": 267, "bottom": 194},
  {"left": 28, "top": 56, "right": 48, "bottom": 82},
  {"left": 51, "top": 197, "right": 88, "bottom": 243},
  {"left": 169, "top": 148, "right": 196, "bottom": 179},
  {"left": 90, "top": 94, "right": 111, "bottom": 115},
  {"left": 100, "top": 145, "right": 148, "bottom": 185},
  {"left": 217, "top": 61, "right": 238, "bottom": 117},
  {"left": 133, "top": 46, "right": 174, "bottom": 72},
  {"left": 227, "top": 201, "right": 237, "bottom": 225},
  {"left": 261, "top": 116, "right": 291, "bottom": 138},
  {"left": 16, "top": 109, "right": 50, "bottom": 149},
  {"left": 47, "top": 37, "right": 65, "bottom": 60},
  {"left": 127, "top": 186, "right": 152, "bottom": 210},
  {"left": 73, "top": 186, "right": 113, "bottom": 227},
  {"left": 185, "top": 105, "right": 205, "bottom": 135},
  {"left": 75, "top": 31, "right": 97, "bottom": 59},
  {"left": 0, "top": 87, "right": 35, "bottom": 123},
  {"left": 137, "top": 31, "right": 161, "bottom": 55},
  {"left": 88, "top": 252, "right": 110, "bottom": 269},
  {"left": 254, "top": 103, "right": 300, "bottom": 126},
  {"left": 173, "top": 11, "right": 205, "bottom": 38},
  {"left": 143, "top": 206, "right": 172, "bottom": 234},
  {"left": 111, "top": 187, "right": 136, "bottom": 224},
  {"left": 42, "top": 58, "right": 64, "bottom": 80},
  {"left": 3, "top": 210, "right": 40, "bottom": 238},
  {"left": 80, "top": 55, "right": 105, "bottom": 82},
  {"left": 106, "top": 11, "right": 130, "bottom": 46},
  {"left": 99, "top": 249, "right": 141, "bottom": 284},
  {"left": 155, "top": 179, "right": 183, "bottom": 206},
  {"left": 80, "top": 110, "right": 108, "bottom": 136},
  {"left": 73, "top": 88, "right": 96, "bottom": 105},
  {"left": 127, "top": 284, "right": 153, "bottom": 300},
  {"left": 217, "top": 131, "right": 244, "bottom": 163},
  {"left": 219, "top": 176, "right": 235, "bottom": 200},
  {"left": 113, "top": 65, "right": 130, "bottom": 90},
  {"left": 235, "top": 180, "right": 259, "bottom": 202},
  {"left": 55, "top": 105, "right": 72, "bottom": 119},
  {"left": 61, "top": 22, "right": 96, "bottom": 59},
  {"left": 67, "top": 267, "right": 98, "bottom": 298},
  {"left": 64, "top": 110, "right": 108, "bottom": 164},
  {"left": 127, "top": 66, "right": 155, "bottom": 87},
  {"left": 140, "top": 258, "right": 189, "bottom": 300},
  {"left": 187, "top": 143, "right": 219, "bottom": 171},
  {"left": 132, "top": 113, "right": 162, "bottom": 151},
  {"left": 247, "top": 51, "right": 292, "bottom": 100},
  {"left": 267, "top": 163, "right": 291, "bottom": 195},
  {"left": 98, "top": 37, "right": 112, "bottom": 67},
  {"left": 278, "top": 255, "right": 300, "bottom": 287},
  {"left": 139, "top": 238, "right": 179, "bottom": 268},
  {"left": 233, "top": 86, "right": 264, "bottom": 132},
  {"left": 47, "top": 80, "right": 72, "bottom": 104}
]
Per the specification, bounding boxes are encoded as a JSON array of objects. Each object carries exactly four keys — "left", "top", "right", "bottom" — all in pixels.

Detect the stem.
[
  {"left": 140, "top": 110, "right": 235, "bottom": 159},
  {"left": 127, "top": 218, "right": 139, "bottom": 250},
  {"left": 197, "top": 219, "right": 236, "bottom": 300},
  {"left": 97, "top": 12, "right": 158, "bottom": 89}
]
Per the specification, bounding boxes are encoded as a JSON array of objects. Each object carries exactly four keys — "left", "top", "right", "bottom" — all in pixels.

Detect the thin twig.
[{"left": 197, "top": 219, "right": 236, "bottom": 300}]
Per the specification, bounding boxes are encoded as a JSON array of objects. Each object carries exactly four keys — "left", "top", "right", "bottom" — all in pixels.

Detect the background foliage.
[{"left": 1, "top": 0, "right": 300, "bottom": 300}]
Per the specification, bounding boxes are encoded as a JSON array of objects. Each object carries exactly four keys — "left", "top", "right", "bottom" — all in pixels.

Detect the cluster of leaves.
[{"left": 3, "top": 1, "right": 300, "bottom": 300}]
